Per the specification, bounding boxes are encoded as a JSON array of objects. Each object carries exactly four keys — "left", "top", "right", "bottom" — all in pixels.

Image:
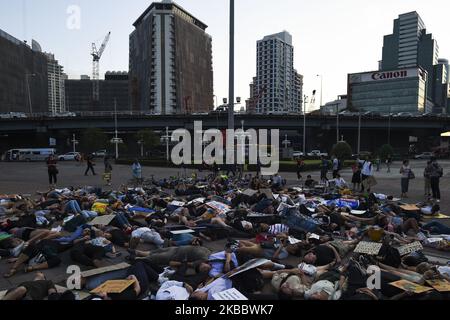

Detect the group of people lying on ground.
[{"left": 0, "top": 172, "right": 449, "bottom": 300}]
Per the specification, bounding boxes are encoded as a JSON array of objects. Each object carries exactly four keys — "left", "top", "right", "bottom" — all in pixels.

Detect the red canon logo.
[{"left": 372, "top": 70, "right": 408, "bottom": 80}]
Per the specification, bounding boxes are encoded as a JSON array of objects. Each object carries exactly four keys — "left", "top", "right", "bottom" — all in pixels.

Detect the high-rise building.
[
  {"left": 250, "top": 31, "right": 303, "bottom": 114},
  {"left": 0, "top": 29, "right": 48, "bottom": 114},
  {"left": 381, "top": 12, "right": 446, "bottom": 111},
  {"left": 45, "top": 53, "right": 66, "bottom": 114},
  {"left": 129, "top": 0, "right": 213, "bottom": 115}
]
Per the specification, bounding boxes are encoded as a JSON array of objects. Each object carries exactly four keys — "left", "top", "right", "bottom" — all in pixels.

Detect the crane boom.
[
  {"left": 97, "top": 32, "right": 111, "bottom": 59},
  {"left": 91, "top": 31, "right": 111, "bottom": 102}
]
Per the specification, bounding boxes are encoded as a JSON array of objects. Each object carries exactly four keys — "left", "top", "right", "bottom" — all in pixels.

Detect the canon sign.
[{"left": 371, "top": 70, "right": 408, "bottom": 81}]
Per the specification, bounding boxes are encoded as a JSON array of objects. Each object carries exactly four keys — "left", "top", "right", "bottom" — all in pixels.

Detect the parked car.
[
  {"left": 58, "top": 152, "right": 81, "bottom": 161},
  {"left": 414, "top": 152, "right": 434, "bottom": 160},
  {"left": 53, "top": 112, "right": 77, "bottom": 118},
  {"left": 93, "top": 150, "right": 107, "bottom": 158},
  {"left": 307, "top": 150, "right": 328, "bottom": 157},
  {"left": 395, "top": 112, "right": 414, "bottom": 118},
  {"left": 292, "top": 151, "right": 304, "bottom": 159}
]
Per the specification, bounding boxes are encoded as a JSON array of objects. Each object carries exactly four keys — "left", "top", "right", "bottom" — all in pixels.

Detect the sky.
[{"left": 1, "top": 0, "right": 449, "bottom": 111}]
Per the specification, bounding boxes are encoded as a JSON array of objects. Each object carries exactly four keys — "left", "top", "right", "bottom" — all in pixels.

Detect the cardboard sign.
[
  {"left": 206, "top": 201, "right": 230, "bottom": 215},
  {"left": 81, "top": 263, "right": 130, "bottom": 278},
  {"left": 170, "top": 229, "right": 195, "bottom": 235},
  {"left": 426, "top": 280, "right": 450, "bottom": 292},
  {"left": 351, "top": 210, "right": 366, "bottom": 215},
  {"left": 90, "top": 280, "right": 135, "bottom": 294},
  {"left": 400, "top": 204, "right": 420, "bottom": 211},
  {"left": 88, "top": 215, "right": 116, "bottom": 226},
  {"left": 227, "top": 258, "right": 270, "bottom": 278},
  {"left": 242, "top": 189, "right": 258, "bottom": 197},
  {"left": 389, "top": 280, "right": 433, "bottom": 294},
  {"left": 288, "top": 236, "right": 302, "bottom": 244},
  {"left": 397, "top": 241, "right": 423, "bottom": 256},
  {"left": 354, "top": 241, "right": 383, "bottom": 255},
  {"left": 212, "top": 288, "right": 248, "bottom": 301},
  {"left": 187, "top": 198, "right": 206, "bottom": 206},
  {"left": 170, "top": 201, "right": 186, "bottom": 207}
]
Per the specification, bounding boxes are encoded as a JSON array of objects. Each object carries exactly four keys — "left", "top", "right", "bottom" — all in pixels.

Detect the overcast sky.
[{"left": 1, "top": 0, "right": 449, "bottom": 110}]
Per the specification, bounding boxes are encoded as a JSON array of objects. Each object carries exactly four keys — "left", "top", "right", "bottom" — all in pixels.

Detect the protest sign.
[
  {"left": 426, "top": 280, "right": 450, "bottom": 292},
  {"left": 389, "top": 280, "right": 433, "bottom": 294},
  {"left": 91, "top": 280, "right": 135, "bottom": 294},
  {"left": 397, "top": 241, "right": 423, "bottom": 256},
  {"left": 354, "top": 241, "right": 383, "bottom": 255},
  {"left": 212, "top": 288, "right": 248, "bottom": 301}
]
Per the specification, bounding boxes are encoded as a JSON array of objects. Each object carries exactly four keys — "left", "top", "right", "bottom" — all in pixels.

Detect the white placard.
[
  {"left": 354, "top": 241, "right": 383, "bottom": 255},
  {"left": 397, "top": 241, "right": 424, "bottom": 256},
  {"left": 212, "top": 288, "right": 248, "bottom": 301},
  {"left": 170, "top": 229, "right": 195, "bottom": 235}
]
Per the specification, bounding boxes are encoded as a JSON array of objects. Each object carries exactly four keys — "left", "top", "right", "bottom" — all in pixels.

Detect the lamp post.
[
  {"left": 357, "top": 111, "right": 362, "bottom": 155},
  {"left": 25, "top": 73, "right": 36, "bottom": 115},
  {"left": 114, "top": 98, "right": 119, "bottom": 160},
  {"left": 72, "top": 134, "right": 79, "bottom": 153},
  {"left": 303, "top": 95, "right": 308, "bottom": 156},
  {"left": 336, "top": 103, "right": 340, "bottom": 144},
  {"left": 228, "top": 0, "right": 235, "bottom": 130},
  {"left": 137, "top": 140, "right": 144, "bottom": 158},
  {"left": 388, "top": 106, "right": 392, "bottom": 145}
]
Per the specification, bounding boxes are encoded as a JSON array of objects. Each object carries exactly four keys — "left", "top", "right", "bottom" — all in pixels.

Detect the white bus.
[{"left": 4, "top": 148, "right": 57, "bottom": 162}]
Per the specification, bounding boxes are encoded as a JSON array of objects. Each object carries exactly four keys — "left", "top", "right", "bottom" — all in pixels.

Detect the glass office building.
[{"left": 347, "top": 67, "right": 427, "bottom": 113}]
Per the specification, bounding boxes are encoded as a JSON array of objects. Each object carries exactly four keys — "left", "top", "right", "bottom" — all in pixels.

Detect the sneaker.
[{"left": 10, "top": 242, "right": 25, "bottom": 257}]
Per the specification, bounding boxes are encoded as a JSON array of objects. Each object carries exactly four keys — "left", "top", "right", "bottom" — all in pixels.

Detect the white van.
[{"left": 4, "top": 148, "right": 57, "bottom": 162}]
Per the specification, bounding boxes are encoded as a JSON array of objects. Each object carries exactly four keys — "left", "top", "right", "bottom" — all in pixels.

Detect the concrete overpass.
[{"left": 1, "top": 114, "right": 449, "bottom": 155}]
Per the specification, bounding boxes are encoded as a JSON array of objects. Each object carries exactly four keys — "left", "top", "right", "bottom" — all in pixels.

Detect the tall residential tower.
[
  {"left": 250, "top": 31, "right": 303, "bottom": 114},
  {"left": 129, "top": 0, "right": 213, "bottom": 115}
]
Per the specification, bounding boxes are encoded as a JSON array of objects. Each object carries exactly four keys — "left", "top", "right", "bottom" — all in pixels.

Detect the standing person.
[
  {"left": 360, "top": 157, "right": 373, "bottom": 192},
  {"left": 386, "top": 155, "right": 392, "bottom": 173},
  {"left": 84, "top": 154, "right": 96, "bottom": 176},
  {"left": 332, "top": 156, "right": 339, "bottom": 179},
  {"left": 46, "top": 155, "right": 58, "bottom": 188},
  {"left": 296, "top": 158, "right": 305, "bottom": 180},
  {"left": 132, "top": 159, "right": 142, "bottom": 182},
  {"left": 351, "top": 160, "right": 362, "bottom": 191},
  {"left": 399, "top": 160, "right": 413, "bottom": 198},
  {"left": 429, "top": 157, "right": 443, "bottom": 203},
  {"left": 320, "top": 156, "right": 329, "bottom": 183},
  {"left": 424, "top": 161, "right": 432, "bottom": 198},
  {"left": 103, "top": 156, "right": 113, "bottom": 186},
  {"left": 376, "top": 156, "right": 381, "bottom": 172}
]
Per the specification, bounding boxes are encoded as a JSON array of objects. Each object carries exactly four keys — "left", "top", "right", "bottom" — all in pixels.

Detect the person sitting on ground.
[{"left": 304, "top": 175, "right": 317, "bottom": 188}]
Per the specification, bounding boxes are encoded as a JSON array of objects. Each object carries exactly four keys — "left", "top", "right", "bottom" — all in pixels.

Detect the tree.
[
  {"left": 136, "top": 129, "right": 159, "bottom": 157},
  {"left": 331, "top": 141, "right": 352, "bottom": 160},
  {"left": 378, "top": 144, "right": 394, "bottom": 161},
  {"left": 81, "top": 128, "right": 108, "bottom": 153}
]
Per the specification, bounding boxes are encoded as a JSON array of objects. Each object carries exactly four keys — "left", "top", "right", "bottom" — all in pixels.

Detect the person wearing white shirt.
[
  {"left": 333, "top": 174, "right": 347, "bottom": 189},
  {"left": 360, "top": 158, "right": 373, "bottom": 192},
  {"left": 131, "top": 227, "right": 164, "bottom": 248},
  {"left": 155, "top": 281, "right": 192, "bottom": 300},
  {"left": 190, "top": 277, "right": 233, "bottom": 300}
]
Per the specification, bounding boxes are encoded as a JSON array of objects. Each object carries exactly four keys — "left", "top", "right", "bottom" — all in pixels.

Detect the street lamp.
[
  {"left": 336, "top": 103, "right": 340, "bottom": 144},
  {"left": 228, "top": 0, "right": 235, "bottom": 130},
  {"left": 303, "top": 95, "right": 308, "bottom": 156},
  {"left": 72, "top": 133, "right": 79, "bottom": 153},
  {"left": 25, "top": 73, "right": 36, "bottom": 115},
  {"left": 316, "top": 74, "right": 323, "bottom": 107},
  {"left": 357, "top": 110, "right": 362, "bottom": 155}
]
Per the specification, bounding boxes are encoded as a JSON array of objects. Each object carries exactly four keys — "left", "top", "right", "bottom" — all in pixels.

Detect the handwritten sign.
[
  {"left": 397, "top": 241, "right": 423, "bottom": 256},
  {"left": 354, "top": 241, "right": 383, "bottom": 255},
  {"left": 389, "top": 280, "right": 433, "bottom": 294},
  {"left": 90, "top": 280, "right": 135, "bottom": 294},
  {"left": 426, "top": 280, "right": 450, "bottom": 292},
  {"left": 227, "top": 259, "right": 270, "bottom": 278},
  {"left": 212, "top": 288, "right": 248, "bottom": 301},
  {"left": 170, "top": 201, "right": 186, "bottom": 207}
]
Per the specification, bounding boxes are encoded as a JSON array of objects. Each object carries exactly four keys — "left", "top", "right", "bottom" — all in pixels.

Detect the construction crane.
[
  {"left": 247, "top": 86, "right": 267, "bottom": 114},
  {"left": 91, "top": 31, "right": 111, "bottom": 101}
]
